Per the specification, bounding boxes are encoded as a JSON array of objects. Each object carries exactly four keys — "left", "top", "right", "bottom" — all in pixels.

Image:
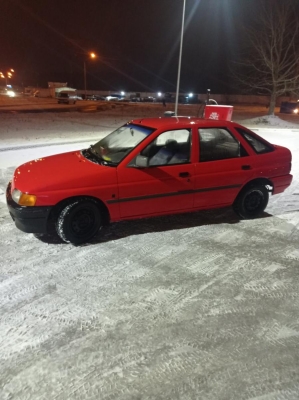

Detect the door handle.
[
  {"left": 179, "top": 172, "right": 190, "bottom": 177},
  {"left": 241, "top": 165, "right": 252, "bottom": 170}
]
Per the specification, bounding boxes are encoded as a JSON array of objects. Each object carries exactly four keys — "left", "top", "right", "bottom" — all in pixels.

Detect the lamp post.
[
  {"left": 83, "top": 61, "right": 87, "bottom": 98},
  {"left": 174, "top": 0, "right": 186, "bottom": 116},
  {"left": 84, "top": 52, "right": 96, "bottom": 99}
]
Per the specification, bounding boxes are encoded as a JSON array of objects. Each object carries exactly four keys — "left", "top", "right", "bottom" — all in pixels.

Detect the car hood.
[{"left": 12, "top": 150, "right": 118, "bottom": 193}]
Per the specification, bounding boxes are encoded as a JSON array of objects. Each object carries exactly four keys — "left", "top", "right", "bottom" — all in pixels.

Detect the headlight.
[
  {"left": 7, "top": 90, "right": 15, "bottom": 97},
  {"left": 12, "top": 189, "right": 36, "bottom": 206},
  {"left": 293, "top": 108, "right": 298, "bottom": 114}
]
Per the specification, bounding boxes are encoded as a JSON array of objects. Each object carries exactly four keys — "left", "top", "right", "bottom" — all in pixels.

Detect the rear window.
[{"left": 236, "top": 128, "right": 274, "bottom": 154}]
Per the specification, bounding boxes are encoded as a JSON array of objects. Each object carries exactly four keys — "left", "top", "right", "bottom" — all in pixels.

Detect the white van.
[{"left": 57, "top": 91, "right": 78, "bottom": 105}]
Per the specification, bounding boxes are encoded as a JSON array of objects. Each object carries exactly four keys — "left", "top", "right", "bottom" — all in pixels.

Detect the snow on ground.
[{"left": 0, "top": 106, "right": 299, "bottom": 400}]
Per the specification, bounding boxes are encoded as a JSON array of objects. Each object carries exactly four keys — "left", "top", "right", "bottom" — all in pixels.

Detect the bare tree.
[{"left": 233, "top": 0, "right": 299, "bottom": 115}]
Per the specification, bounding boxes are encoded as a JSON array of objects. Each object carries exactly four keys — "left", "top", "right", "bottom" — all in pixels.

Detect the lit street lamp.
[
  {"left": 0, "top": 68, "right": 15, "bottom": 86},
  {"left": 175, "top": 0, "right": 186, "bottom": 116},
  {"left": 84, "top": 52, "right": 97, "bottom": 99}
]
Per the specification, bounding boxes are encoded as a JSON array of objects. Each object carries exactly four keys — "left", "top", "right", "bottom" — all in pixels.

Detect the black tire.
[
  {"left": 233, "top": 185, "right": 269, "bottom": 219},
  {"left": 55, "top": 199, "right": 102, "bottom": 244}
]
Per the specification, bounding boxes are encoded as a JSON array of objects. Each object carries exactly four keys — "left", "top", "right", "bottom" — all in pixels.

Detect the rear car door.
[{"left": 193, "top": 126, "right": 254, "bottom": 208}]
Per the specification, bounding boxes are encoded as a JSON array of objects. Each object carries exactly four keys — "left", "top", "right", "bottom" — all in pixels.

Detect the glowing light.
[
  {"left": 157, "top": 92, "right": 162, "bottom": 97},
  {"left": 189, "top": 93, "right": 193, "bottom": 97}
]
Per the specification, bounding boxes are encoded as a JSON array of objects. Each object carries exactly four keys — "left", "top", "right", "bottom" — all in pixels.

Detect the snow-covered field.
[{"left": 0, "top": 106, "right": 299, "bottom": 400}]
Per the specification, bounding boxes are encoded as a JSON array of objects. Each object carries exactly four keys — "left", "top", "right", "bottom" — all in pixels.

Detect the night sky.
[{"left": 1, "top": 0, "right": 260, "bottom": 94}]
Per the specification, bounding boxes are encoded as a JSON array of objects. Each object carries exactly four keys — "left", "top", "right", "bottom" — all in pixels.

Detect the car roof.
[{"left": 130, "top": 116, "right": 238, "bottom": 130}]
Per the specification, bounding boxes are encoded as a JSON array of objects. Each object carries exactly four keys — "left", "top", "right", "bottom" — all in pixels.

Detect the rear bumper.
[
  {"left": 272, "top": 174, "right": 293, "bottom": 194},
  {"left": 6, "top": 182, "right": 53, "bottom": 234}
]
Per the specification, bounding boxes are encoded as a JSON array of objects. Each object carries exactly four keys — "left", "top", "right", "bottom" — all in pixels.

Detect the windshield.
[{"left": 90, "top": 123, "right": 155, "bottom": 165}]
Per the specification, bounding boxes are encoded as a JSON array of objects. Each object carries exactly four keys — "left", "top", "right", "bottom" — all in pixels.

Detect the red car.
[{"left": 6, "top": 117, "right": 292, "bottom": 244}]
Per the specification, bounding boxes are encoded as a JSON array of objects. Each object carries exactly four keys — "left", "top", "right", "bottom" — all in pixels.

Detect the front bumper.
[{"left": 6, "top": 182, "right": 53, "bottom": 234}]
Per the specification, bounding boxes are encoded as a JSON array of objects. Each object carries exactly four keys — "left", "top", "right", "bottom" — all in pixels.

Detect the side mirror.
[{"left": 136, "top": 154, "right": 149, "bottom": 168}]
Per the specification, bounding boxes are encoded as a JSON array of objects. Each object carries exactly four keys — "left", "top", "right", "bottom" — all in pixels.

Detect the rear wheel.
[
  {"left": 56, "top": 199, "right": 102, "bottom": 244},
  {"left": 233, "top": 185, "right": 269, "bottom": 219}
]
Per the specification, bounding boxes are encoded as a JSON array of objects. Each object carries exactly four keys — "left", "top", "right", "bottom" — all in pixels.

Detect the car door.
[
  {"left": 194, "top": 126, "right": 254, "bottom": 208},
  {"left": 116, "top": 128, "right": 195, "bottom": 218}
]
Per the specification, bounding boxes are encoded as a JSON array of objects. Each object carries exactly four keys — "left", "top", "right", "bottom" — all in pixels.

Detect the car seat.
[{"left": 149, "top": 139, "right": 179, "bottom": 166}]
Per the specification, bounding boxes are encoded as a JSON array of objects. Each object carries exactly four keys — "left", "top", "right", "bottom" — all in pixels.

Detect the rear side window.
[
  {"left": 198, "top": 127, "right": 247, "bottom": 162},
  {"left": 236, "top": 128, "right": 273, "bottom": 154}
]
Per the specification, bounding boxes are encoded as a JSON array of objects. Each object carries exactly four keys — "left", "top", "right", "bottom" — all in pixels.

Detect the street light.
[
  {"left": 0, "top": 68, "right": 15, "bottom": 86},
  {"left": 83, "top": 52, "right": 97, "bottom": 99},
  {"left": 174, "top": 0, "right": 186, "bottom": 116}
]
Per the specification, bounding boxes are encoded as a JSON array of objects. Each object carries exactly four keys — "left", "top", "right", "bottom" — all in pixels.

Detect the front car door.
[{"left": 116, "top": 128, "right": 195, "bottom": 219}]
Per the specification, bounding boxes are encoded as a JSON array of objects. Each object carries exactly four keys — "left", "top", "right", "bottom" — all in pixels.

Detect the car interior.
[
  {"left": 141, "top": 137, "right": 190, "bottom": 166},
  {"left": 199, "top": 128, "right": 247, "bottom": 162}
]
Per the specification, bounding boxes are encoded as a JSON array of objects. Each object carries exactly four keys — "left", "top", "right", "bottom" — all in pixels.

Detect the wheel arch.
[
  {"left": 48, "top": 195, "right": 110, "bottom": 226},
  {"left": 236, "top": 177, "right": 273, "bottom": 201},
  {"left": 233, "top": 178, "right": 271, "bottom": 219}
]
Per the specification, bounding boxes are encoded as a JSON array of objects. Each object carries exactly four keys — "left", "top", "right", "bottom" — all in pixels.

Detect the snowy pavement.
[{"left": 0, "top": 111, "right": 299, "bottom": 400}]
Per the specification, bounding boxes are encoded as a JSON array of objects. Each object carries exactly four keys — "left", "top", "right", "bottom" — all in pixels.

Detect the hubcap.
[
  {"left": 71, "top": 209, "right": 94, "bottom": 236},
  {"left": 244, "top": 190, "right": 263, "bottom": 212}
]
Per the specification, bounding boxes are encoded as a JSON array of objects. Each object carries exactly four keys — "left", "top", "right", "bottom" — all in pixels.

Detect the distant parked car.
[
  {"left": 89, "top": 95, "right": 97, "bottom": 100},
  {"left": 280, "top": 101, "right": 299, "bottom": 114},
  {"left": 142, "top": 96, "right": 156, "bottom": 102},
  {"left": 57, "top": 91, "right": 77, "bottom": 105},
  {"left": 84, "top": 94, "right": 105, "bottom": 101},
  {"left": 105, "top": 94, "right": 126, "bottom": 101},
  {"left": 130, "top": 97, "right": 141, "bottom": 102},
  {"left": 6, "top": 117, "right": 292, "bottom": 245},
  {"left": 95, "top": 95, "right": 106, "bottom": 101},
  {"left": 105, "top": 96, "right": 118, "bottom": 101}
]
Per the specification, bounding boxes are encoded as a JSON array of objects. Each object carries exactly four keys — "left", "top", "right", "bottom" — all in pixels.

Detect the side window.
[
  {"left": 198, "top": 128, "right": 245, "bottom": 162},
  {"left": 235, "top": 127, "right": 274, "bottom": 154},
  {"left": 129, "top": 129, "right": 191, "bottom": 167}
]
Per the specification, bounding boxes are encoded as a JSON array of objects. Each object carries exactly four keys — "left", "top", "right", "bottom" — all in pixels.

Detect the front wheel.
[
  {"left": 233, "top": 185, "right": 269, "bottom": 219},
  {"left": 56, "top": 199, "right": 102, "bottom": 244}
]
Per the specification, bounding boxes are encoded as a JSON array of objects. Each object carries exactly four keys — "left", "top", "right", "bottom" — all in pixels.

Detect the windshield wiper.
[
  {"left": 100, "top": 160, "right": 118, "bottom": 167},
  {"left": 81, "top": 147, "right": 102, "bottom": 163},
  {"left": 89, "top": 145, "right": 101, "bottom": 157},
  {"left": 83, "top": 147, "right": 118, "bottom": 167}
]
